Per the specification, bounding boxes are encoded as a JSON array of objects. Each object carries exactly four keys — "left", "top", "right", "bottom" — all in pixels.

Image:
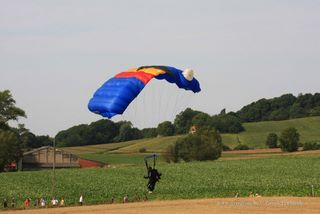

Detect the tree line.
[
  {"left": 236, "top": 93, "right": 320, "bottom": 122},
  {"left": 55, "top": 108, "right": 244, "bottom": 147}
]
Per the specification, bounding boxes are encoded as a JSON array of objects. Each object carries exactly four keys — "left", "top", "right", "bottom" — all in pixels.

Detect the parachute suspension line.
[
  {"left": 144, "top": 154, "right": 157, "bottom": 169},
  {"left": 141, "top": 85, "right": 145, "bottom": 128},
  {"left": 149, "top": 81, "right": 154, "bottom": 128},
  {"left": 157, "top": 82, "right": 164, "bottom": 127},
  {"left": 184, "top": 92, "right": 194, "bottom": 112},
  {"left": 170, "top": 90, "right": 180, "bottom": 123},
  {"left": 133, "top": 95, "right": 137, "bottom": 128},
  {"left": 162, "top": 81, "right": 170, "bottom": 122},
  {"left": 141, "top": 83, "right": 148, "bottom": 129},
  {"left": 173, "top": 91, "right": 193, "bottom": 120},
  {"left": 160, "top": 82, "right": 166, "bottom": 126},
  {"left": 164, "top": 83, "right": 173, "bottom": 122},
  {"left": 124, "top": 100, "right": 131, "bottom": 123}
]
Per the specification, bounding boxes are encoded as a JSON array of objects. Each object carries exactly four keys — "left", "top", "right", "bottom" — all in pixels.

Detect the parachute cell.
[{"left": 88, "top": 65, "right": 201, "bottom": 118}]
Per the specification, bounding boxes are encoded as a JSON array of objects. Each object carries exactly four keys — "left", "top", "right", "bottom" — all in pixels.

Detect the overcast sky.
[{"left": 1, "top": 0, "right": 319, "bottom": 136}]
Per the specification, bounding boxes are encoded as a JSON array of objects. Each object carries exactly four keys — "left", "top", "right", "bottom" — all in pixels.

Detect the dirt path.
[{"left": 2, "top": 197, "right": 319, "bottom": 214}]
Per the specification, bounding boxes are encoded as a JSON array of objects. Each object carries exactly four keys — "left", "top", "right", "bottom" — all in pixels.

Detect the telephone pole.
[{"left": 51, "top": 137, "right": 56, "bottom": 198}]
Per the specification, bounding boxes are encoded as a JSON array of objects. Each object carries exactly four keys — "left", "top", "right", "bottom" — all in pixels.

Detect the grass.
[
  {"left": 64, "top": 136, "right": 185, "bottom": 155},
  {"left": 0, "top": 156, "right": 319, "bottom": 208},
  {"left": 80, "top": 153, "right": 150, "bottom": 166},
  {"left": 226, "top": 116, "right": 320, "bottom": 148}
]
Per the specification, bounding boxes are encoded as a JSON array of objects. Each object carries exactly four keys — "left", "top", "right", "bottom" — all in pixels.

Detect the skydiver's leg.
[
  {"left": 147, "top": 179, "right": 153, "bottom": 191},
  {"left": 149, "top": 180, "right": 156, "bottom": 191}
]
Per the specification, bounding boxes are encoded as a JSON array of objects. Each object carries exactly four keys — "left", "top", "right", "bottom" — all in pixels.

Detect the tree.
[
  {"left": 236, "top": 93, "right": 320, "bottom": 122},
  {"left": 157, "top": 121, "right": 175, "bottom": 136},
  {"left": 0, "top": 90, "right": 26, "bottom": 171},
  {"left": 219, "top": 108, "right": 226, "bottom": 115},
  {"left": 114, "top": 122, "right": 142, "bottom": 142},
  {"left": 191, "top": 112, "right": 212, "bottom": 128},
  {"left": 0, "top": 90, "right": 26, "bottom": 128},
  {"left": 20, "top": 132, "right": 39, "bottom": 148},
  {"left": 266, "top": 133, "right": 278, "bottom": 148},
  {"left": 36, "top": 135, "right": 53, "bottom": 147},
  {"left": 211, "top": 114, "right": 244, "bottom": 133},
  {"left": 55, "top": 124, "right": 90, "bottom": 147},
  {"left": 88, "top": 119, "right": 119, "bottom": 145},
  {"left": 289, "top": 103, "right": 305, "bottom": 118},
  {"left": 309, "top": 106, "right": 320, "bottom": 116},
  {"left": 279, "top": 127, "right": 300, "bottom": 152},
  {"left": 141, "top": 128, "right": 158, "bottom": 138},
  {"left": 268, "top": 108, "right": 290, "bottom": 121},
  {"left": 0, "top": 130, "right": 22, "bottom": 172},
  {"left": 174, "top": 108, "right": 200, "bottom": 134},
  {"left": 167, "top": 127, "right": 222, "bottom": 162}
]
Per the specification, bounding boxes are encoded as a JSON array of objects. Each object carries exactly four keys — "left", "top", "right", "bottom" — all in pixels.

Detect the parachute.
[{"left": 88, "top": 65, "right": 201, "bottom": 118}]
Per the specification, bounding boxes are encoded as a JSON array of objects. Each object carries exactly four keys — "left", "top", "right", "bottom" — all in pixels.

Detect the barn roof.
[{"left": 23, "top": 146, "right": 76, "bottom": 157}]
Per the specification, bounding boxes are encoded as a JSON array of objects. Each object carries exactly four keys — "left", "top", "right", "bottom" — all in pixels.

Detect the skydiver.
[{"left": 144, "top": 166, "right": 162, "bottom": 193}]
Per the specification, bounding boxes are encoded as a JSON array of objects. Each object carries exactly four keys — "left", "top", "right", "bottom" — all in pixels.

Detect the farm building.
[
  {"left": 189, "top": 125, "right": 198, "bottom": 134},
  {"left": 18, "top": 146, "right": 80, "bottom": 170},
  {"left": 18, "top": 146, "right": 106, "bottom": 170}
]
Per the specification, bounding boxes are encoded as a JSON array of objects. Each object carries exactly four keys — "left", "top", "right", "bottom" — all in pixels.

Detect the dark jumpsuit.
[{"left": 145, "top": 168, "right": 161, "bottom": 191}]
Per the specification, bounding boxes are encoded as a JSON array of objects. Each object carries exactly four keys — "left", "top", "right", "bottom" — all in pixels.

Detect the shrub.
[
  {"left": 222, "top": 144, "right": 232, "bottom": 151},
  {"left": 167, "top": 127, "right": 222, "bottom": 162},
  {"left": 233, "top": 144, "right": 250, "bottom": 150},
  {"left": 139, "top": 148, "right": 147, "bottom": 153},
  {"left": 279, "top": 127, "right": 300, "bottom": 152},
  {"left": 163, "top": 145, "right": 178, "bottom": 163},
  {"left": 303, "top": 141, "right": 320, "bottom": 151},
  {"left": 266, "top": 133, "right": 278, "bottom": 148}
]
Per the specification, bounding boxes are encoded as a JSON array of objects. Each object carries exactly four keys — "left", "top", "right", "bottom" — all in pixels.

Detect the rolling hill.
[
  {"left": 222, "top": 116, "right": 320, "bottom": 148},
  {"left": 63, "top": 116, "right": 320, "bottom": 164}
]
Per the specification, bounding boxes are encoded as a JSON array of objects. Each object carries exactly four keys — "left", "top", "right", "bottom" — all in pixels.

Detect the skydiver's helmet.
[{"left": 183, "top": 68, "right": 194, "bottom": 81}]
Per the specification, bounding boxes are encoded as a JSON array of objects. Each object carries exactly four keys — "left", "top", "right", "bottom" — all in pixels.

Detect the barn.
[
  {"left": 18, "top": 146, "right": 80, "bottom": 170},
  {"left": 17, "top": 146, "right": 107, "bottom": 171}
]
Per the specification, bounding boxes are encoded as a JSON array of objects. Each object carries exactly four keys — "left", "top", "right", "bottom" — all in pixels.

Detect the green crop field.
[{"left": 0, "top": 156, "right": 319, "bottom": 208}]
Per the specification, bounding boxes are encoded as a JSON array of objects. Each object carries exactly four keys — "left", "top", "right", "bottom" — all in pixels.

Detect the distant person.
[
  {"left": 60, "top": 197, "right": 65, "bottom": 207},
  {"left": 3, "top": 198, "right": 8, "bottom": 209},
  {"left": 79, "top": 194, "right": 84, "bottom": 206},
  {"left": 40, "top": 198, "right": 46, "bottom": 208},
  {"left": 34, "top": 198, "right": 40, "bottom": 207},
  {"left": 51, "top": 198, "right": 58, "bottom": 207},
  {"left": 24, "top": 198, "right": 30, "bottom": 209},
  {"left": 11, "top": 198, "right": 16, "bottom": 208},
  {"left": 234, "top": 192, "right": 239, "bottom": 198},
  {"left": 123, "top": 194, "right": 128, "bottom": 203}
]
